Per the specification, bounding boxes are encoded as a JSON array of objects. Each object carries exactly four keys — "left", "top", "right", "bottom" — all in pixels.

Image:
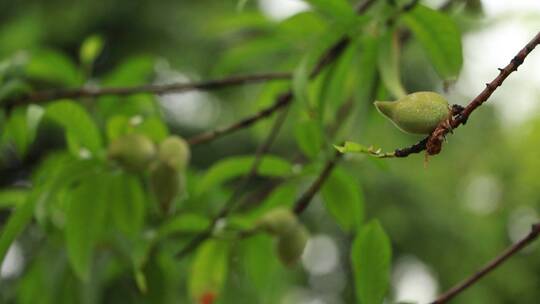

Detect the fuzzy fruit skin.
[
  {"left": 149, "top": 161, "right": 183, "bottom": 215},
  {"left": 107, "top": 134, "right": 156, "bottom": 172},
  {"left": 255, "top": 207, "right": 298, "bottom": 236},
  {"left": 158, "top": 136, "right": 190, "bottom": 171},
  {"left": 374, "top": 91, "right": 450, "bottom": 135},
  {"left": 149, "top": 136, "right": 191, "bottom": 214},
  {"left": 276, "top": 225, "right": 309, "bottom": 267}
]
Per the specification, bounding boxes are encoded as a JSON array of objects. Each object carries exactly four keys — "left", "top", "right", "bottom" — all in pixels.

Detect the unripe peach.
[
  {"left": 255, "top": 207, "right": 298, "bottom": 236},
  {"left": 158, "top": 136, "right": 190, "bottom": 171},
  {"left": 374, "top": 91, "right": 450, "bottom": 134},
  {"left": 107, "top": 133, "right": 156, "bottom": 172},
  {"left": 149, "top": 161, "right": 183, "bottom": 215},
  {"left": 276, "top": 224, "right": 309, "bottom": 267}
]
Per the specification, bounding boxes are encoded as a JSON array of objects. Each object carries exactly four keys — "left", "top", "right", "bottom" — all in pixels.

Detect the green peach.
[
  {"left": 255, "top": 207, "right": 298, "bottom": 236},
  {"left": 374, "top": 91, "right": 450, "bottom": 135},
  {"left": 149, "top": 160, "right": 183, "bottom": 215},
  {"left": 158, "top": 136, "right": 191, "bottom": 171},
  {"left": 276, "top": 225, "right": 309, "bottom": 267},
  {"left": 107, "top": 133, "right": 156, "bottom": 172}
]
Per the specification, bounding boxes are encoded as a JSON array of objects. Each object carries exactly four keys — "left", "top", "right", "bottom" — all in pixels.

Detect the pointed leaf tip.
[{"left": 334, "top": 144, "right": 346, "bottom": 153}]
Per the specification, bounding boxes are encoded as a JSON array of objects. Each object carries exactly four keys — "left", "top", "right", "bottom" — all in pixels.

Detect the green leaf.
[
  {"left": 189, "top": 240, "right": 230, "bottom": 302},
  {"left": 0, "top": 153, "right": 92, "bottom": 269},
  {"left": 294, "top": 120, "right": 323, "bottom": 159},
  {"left": 321, "top": 167, "right": 364, "bottom": 232},
  {"left": 99, "top": 94, "right": 159, "bottom": 120},
  {"left": 351, "top": 220, "right": 392, "bottom": 304},
  {"left": 31, "top": 153, "right": 98, "bottom": 225},
  {"left": 319, "top": 40, "right": 359, "bottom": 119},
  {"left": 236, "top": 0, "right": 250, "bottom": 11},
  {"left": 106, "top": 115, "right": 168, "bottom": 142},
  {"left": 65, "top": 172, "right": 110, "bottom": 281},
  {"left": 79, "top": 34, "right": 104, "bottom": 66},
  {"left": 0, "top": 193, "right": 37, "bottom": 267},
  {"left": 196, "top": 155, "right": 293, "bottom": 194},
  {"left": 402, "top": 4, "right": 463, "bottom": 80},
  {"left": 354, "top": 35, "right": 378, "bottom": 103},
  {"left": 278, "top": 11, "right": 327, "bottom": 41},
  {"left": 134, "top": 268, "right": 148, "bottom": 294},
  {"left": 102, "top": 55, "right": 155, "bottom": 86},
  {"left": 1, "top": 105, "right": 44, "bottom": 156},
  {"left": 335, "top": 141, "right": 371, "bottom": 154},
  {"left": 157, "top": 213, "right": 210, "bottom": 239},
  {"left": 0, "top": 188, "right": 28, "bottom": 208},
  {"left": 230, "top": 182, "right": 297, "bottom": 228},
  {"left": 26, "top": 104, "right": 44, "bottom": 141},
  {"left": 292, "top": 55, "right": 311, "bottom": 107},
  {"left": 98, "top": 56, "right": 158, "bottom": 117},
  {"left": 46, "top": 101, "right": 103, "bottom": 156},
  {"left": 25, "top": 49, "right": 82, "bottom": 86},
  {"left": 2, "top": 109, "right": 30, "bottom": 156},
  {"left": 292, "top": 19, "right": 364, "bottom": 111},
  {"left": 305, "top": 0, "right": 355, "bottom": 22},
  {"left": 377, "top": 30, "right": 406, "bottom": 98},
  {"left": 109, "top": 173, "right": 146, "bottom": 237},
  {"left": 334, "top": 141, "right": 393, "bottom": 158},
  {"left": 256, "top": 183, "right": 297, "bottom": 211},
  {"left": 214, "top": 37, "right": 289, "bottom": 75},
  {"left": 241, "top": 234, "right": 285, "bottom": 300},
  {"left": 292, "top": 27, "right": 349, "bottom": 110},
  {"left": 135, "top": 116, "right": 169, "bottom": 142},
  {"left": 106, "top": 115, "right": 130, "bottom": 141},
  {"left": 0, "top": 79, "right": 32, "bottom": 103}
]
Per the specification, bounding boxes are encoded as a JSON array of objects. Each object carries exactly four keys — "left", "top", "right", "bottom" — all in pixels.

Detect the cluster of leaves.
[{"left": 0, "top": 0, "right": 467, "bottom": 303}]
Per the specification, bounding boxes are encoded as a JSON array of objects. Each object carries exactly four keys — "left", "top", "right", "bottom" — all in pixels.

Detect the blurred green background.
[{"left": 1, "top": 0, "right": 540, "bottom": 303}]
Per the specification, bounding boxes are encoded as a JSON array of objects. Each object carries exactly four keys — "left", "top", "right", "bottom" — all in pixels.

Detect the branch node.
[
  {"left": 456, "top": 113, "right": 468, "bottom": 125},
  {"left": 512, "top": 56, "right": 524, "bottom": 66},
  {"left": 451, "top": 104, "right": 465, "bottom": 116},
  {"left": 485, "top": 83, "right": 496, "bottom": 90},
  {"left": 389, "top": 31, "right": 540, "bottom": 159}
]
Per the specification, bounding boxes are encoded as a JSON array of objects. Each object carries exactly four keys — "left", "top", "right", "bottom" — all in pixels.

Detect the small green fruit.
[
  {"left": 255, "top": 207, "right": 298, "bottom": 236},
  {"left": 149, "top": 161, "right": 183, "bottom": 215},
  {"left": 276, "top": 225, "right": 309, "bottom": 267},
  {"left": 374, "top": 91, "right": 450, "bottom": 134},
  {"left": 107, "top": 134, "right": 156, "bottom": 172},
  {"left": 158, "top": 136, "right": 190, "bottom": 171}
]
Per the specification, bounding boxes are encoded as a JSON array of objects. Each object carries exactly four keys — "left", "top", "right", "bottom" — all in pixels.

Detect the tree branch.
[
  {"left": 293, "top": 151, "right": 343, "bottom": 214},
  {"left": 394, "top": 31, "right": 540, "bottom": 158},
  {"left": 8, "top": 72, "right": 292, "bottom": 106},
  {"left": 176, "top": 104, "right": 291, "bottom": 259},
  {"left": 220, "top": 104, "right": 291, "bottom": 218},
  {"left": 431, "top": 223, "right": 540, "bottom": 304},
  {"left": 293, "top": 67, "right": 382, "bottom": 214},
  {"left": 186, "top": 0, "right": 379, "bottom": 147},
  {"left": 175, "top": 0, "right": 378, "bottom": 258},
  {"left": 187, "top": 91, "right": 292, "bottom": 145}
]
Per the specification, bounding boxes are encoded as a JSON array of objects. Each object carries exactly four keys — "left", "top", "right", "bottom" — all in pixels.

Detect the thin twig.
[
  {"left": 176, "top": 105, "right": 291, "bottom": 259},
  {"left": 431, "top": 223, "right": 540, "bottom": 304},
  {"left": 186, "top": 0, "right": 378, "bottom": 147},
  {"left": 175, "top": 0, "right": 378, "bottom": 258},
  {"left": 187, "top": 92, "right": 292, "bottom": 146},
  {"left": 8, "top": 72, "right": 292, "bottom": 106},
  {"left": 293, "top": 151, "right": 343, "bottom": 214},
  {"left": 394, "top": 31, "right": 540, "bottom": 158},
  {"left": 221, "top": 104, "right": 291, "bottom": 218},
  {"left": 236, "top": 179, "right": 285, "bottom": 211}
]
